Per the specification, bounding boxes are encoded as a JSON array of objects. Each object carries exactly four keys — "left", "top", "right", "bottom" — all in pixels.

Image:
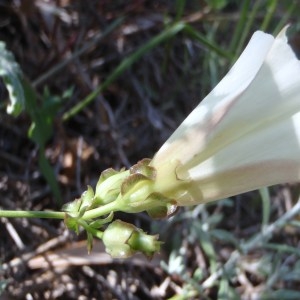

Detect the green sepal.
[
  {"left": 94, "top": 168, "right": 129, "bottom": 205},
  {"left": 62, "top": 198, "right": 82, "bottom": 218},
  {"left": 121, "top": 173, "right": 150, "bottom": 196},
  {"left": 97, "top": 168, "right": 119, "bottom": 185},
  {"left": 81, "top": 185, "right": 94, "bottom": 205},
  {"left": 89, "top": 212, "right": 114, "bottom": 229},
  {"left": 127, "top": 231, "right": 161, "bottom": 258},
  {"left": 80, "top": 185, "right": 95, "bottom": 211},
  {"left": 129, "top": 158, "right": 156, "bottom": 179},
  {"left": 145, "top": 192, "right": 178, "bottom": 219},
  {"left": 146, "top": 204, "right": 178, "bottom": 219},
  {"left": 64, "top": 214, "right": 80, "bottom": 234},
  {"left": 62, "top": 186, "right": 95, "bottom": 218}
]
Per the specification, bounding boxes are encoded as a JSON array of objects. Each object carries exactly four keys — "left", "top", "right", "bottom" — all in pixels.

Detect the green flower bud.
[
  {"left": 94, "top": 168, "right": 129, "bottom": 205},
  {"left": 102, "top": 220, "right": 161, "bottom": 258}
]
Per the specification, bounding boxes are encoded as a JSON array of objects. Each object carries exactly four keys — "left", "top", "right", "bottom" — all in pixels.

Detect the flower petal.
[{"left": 151, "top": 28, "right": 300, "bottom": 205}]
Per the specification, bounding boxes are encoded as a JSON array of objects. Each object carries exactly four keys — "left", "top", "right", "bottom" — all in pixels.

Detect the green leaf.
[
  {"left": 0, "top": 41, "right": 24, "bottom": 116},
  {"left": 262, "top": 289, "right": 300, "bottom": 300},
  {"left": 192, "top": 223, "right": 217, "bottom": 273},
  {"left": 218, "top": 277, "right": 239, "bottom": 300},
  {"left": 28, "top": 88, "right": 66, "bottom": 146},
  {"left": 28, "top": 114, "right": 53, "bottom": 147},
  {"left": 205, "top": 0, "right": 228, "bottom": 10},
  {"left": 26, "top": 87, "right": 69, "bottom": 204},
  {"left": 210, "top": 229, "right": 239, "bottom": 247}
]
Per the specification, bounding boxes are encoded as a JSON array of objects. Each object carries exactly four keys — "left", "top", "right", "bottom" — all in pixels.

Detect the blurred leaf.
[
  {"left": 205, "top": 0, "right": 228, "bottom": 10},
  {"left": 0, "top": 41, "right": 24, "bottom": 116},
  {"left": 210, "top": 229, "right": 239, "bottom": 247},
  {"left": 280, "top": 261, "right": 300, "bottom": 281},
  {"left": 262, "top": 289, "right": 300, "bottom": 300},
  {"left": 26, "top": 84, "right": 70, "bottom": 204},
  {"left": 260, "top": 0, "right": 278, "bottom": 31},
  {"left": 259, "top": 187, "right": 271, "bottom": 229},
  {"left": 161, "top": 250, "right": 185, "bottom": 275},
  {"left": 23, "top": 78, "right": 61, "bottom": 204},
  {"left": 205, "top": 213, "right": 224, "bottom": 226},
  {"left": 62, "top": 86, "right": 74, "bottom": 99},
  {"left": 184, "top": 24, "right": 232, "bottom": 59},
  {"left": 192, "top": 223, "right": 217, "bottom": 273},
  {"left": 273, "top": 1, "right": 297, "bottom": 35},
  {"left": 192, "top": 268, "right": 204, "bottom": 281},
  {"left": 175, "top": 0, "right": 186, "bottom": 21},
  {"left": 28, "top": 87, "right": 67, "bottom": 146},
  {"left": 0, "top": 280, "right": 6, "bottom": 294},
  {"left": 289, "top": 220, "right": 300, "bottom": 228},
  {"left": 38, "top": 152, "right": 61, "bottom": 204},
  {"left": 0, "top": 45, "right": 64, "bottom": 202},
  {"left": 218, "top": 277, "right": 239, "bottom": 300},
  {"left": 229, "top": 0, "right": 251, "bottom": 54},
  {"left": 263, "top": 243, "right": 300, "bottom": 255}
]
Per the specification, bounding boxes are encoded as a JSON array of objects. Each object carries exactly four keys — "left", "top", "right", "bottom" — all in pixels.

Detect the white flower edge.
[{"left": 151, "top": 27, "right": 300, "bottom": 205}]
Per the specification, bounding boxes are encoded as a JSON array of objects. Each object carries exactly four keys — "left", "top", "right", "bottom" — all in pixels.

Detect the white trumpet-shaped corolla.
[{"left": 150, "top": 28, "right": 300, "bottom": 206}]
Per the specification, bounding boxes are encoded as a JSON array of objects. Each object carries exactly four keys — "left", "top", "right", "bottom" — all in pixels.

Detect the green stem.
[
  {"left": 260, "top": 0, "right": 278, "bottom": 31},
  {"left": 0, "top": 210, "right": 65, "bottom": 219},
  {"left": 229, "top": 0, "right": 250, "bottom": 55},
  {"left": 78, "top": 219, "right": 103, "bottom": 239},
  {"left": 82, "top": 200, "right": 120, "bottom": 220}
]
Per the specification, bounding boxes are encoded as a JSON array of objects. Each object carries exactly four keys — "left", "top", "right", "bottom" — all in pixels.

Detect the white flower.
[{"left": 150, "top": 27, "right": 300, "bottom": 205}]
